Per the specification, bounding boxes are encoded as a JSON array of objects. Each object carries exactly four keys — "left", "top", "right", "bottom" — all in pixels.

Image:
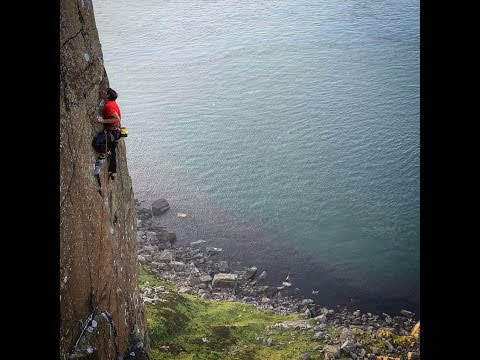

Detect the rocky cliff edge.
[{"left": 60, "top": 0, "right": 149, "bottom": 359}]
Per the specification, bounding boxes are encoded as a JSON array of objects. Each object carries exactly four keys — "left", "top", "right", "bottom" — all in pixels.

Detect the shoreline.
[
  {"left": 135, "top": 197, "right": 419, "bottom": 317},
  {"left": 136, "top": 200, "right": 421, "bottom": 359},
  {"left": 135, "top": 200, "right": 419, "bottom": 320}
]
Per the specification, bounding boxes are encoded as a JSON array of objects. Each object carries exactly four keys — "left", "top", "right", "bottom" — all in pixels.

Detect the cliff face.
[{"left": 60, "top": 0, "right": 149, "bottom": 359}]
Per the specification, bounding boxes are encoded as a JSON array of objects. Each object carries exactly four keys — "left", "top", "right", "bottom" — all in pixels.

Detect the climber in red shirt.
[{"left": 96, "top": 87, "right": 122, "bottom": 180}]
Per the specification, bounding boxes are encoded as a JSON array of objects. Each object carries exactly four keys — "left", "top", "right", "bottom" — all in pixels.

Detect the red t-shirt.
[{"left": 103, "top": 100, "right": 121, "bottom": 128}]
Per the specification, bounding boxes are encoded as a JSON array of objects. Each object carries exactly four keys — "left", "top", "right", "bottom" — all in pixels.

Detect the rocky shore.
[{"left": 136, "top": 199, "right": 420, "bottom": 359}]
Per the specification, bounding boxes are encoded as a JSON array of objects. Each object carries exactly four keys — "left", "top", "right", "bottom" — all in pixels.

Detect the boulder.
[{"left": 151, "top": 199, "right": 170, "bottom": 215}]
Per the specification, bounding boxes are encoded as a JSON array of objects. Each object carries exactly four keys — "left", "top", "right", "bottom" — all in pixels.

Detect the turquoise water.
[{"left": 94, "top": 0, "right": 419, "bottom": 315}]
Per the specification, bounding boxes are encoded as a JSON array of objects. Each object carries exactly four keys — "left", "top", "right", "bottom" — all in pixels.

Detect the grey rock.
[
  {"left": 199, "top": 275, "right": 213, "bottom": 283},
  {"left": 218, "top": 261, "right": 229, "bottom": 272},
  {"left": 190, "top": 240, "right": 207, "bottom": 246},
  {"left": 340, "top": 340, "right": 356, "bottom": 353},
  {"left": 206, "top": 247, "right": 223, "bottom": 256},
  {"left": 151, "top": 199, "right": 170, "bottom": 216},
  {"left": 153, "top": 251, "right": 174, "bottom": 262},
  {"left": 314, "top": 314, "right": 328, "bottom": 323},
  {"left": 258, "top": 270, "right": 268, "bottom": 280},
  {"left": 244, "top": 266, "right": 258, "bottom": 281},
  {"left": 170, "top": 261, "right": 186, "bottom": 271},
  {"left": 323, "top": 345, "right": 341, "bottom": 358},
  {"left": 400, "top": 309, "right": 415, "bottom": 318},
  {"left": 212, "top": 273, "right": 238, "bottom": 288}
]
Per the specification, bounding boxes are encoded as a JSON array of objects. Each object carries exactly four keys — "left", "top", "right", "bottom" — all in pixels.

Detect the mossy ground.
[
  {"left": 139, "top": 265, "right": 416, "bottom": 360},
  {"left": 139, "top": 265, "right": 326, "bottom": 359}
]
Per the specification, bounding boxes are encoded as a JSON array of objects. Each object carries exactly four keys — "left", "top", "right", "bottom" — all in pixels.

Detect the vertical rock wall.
[{"left": 60, "top": 0, "right": 149, "bottom": 358}]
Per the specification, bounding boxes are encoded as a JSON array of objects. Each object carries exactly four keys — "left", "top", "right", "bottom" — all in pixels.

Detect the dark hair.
[{"left": 106, "top": 88, "right": 118, "bottom": 101}]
